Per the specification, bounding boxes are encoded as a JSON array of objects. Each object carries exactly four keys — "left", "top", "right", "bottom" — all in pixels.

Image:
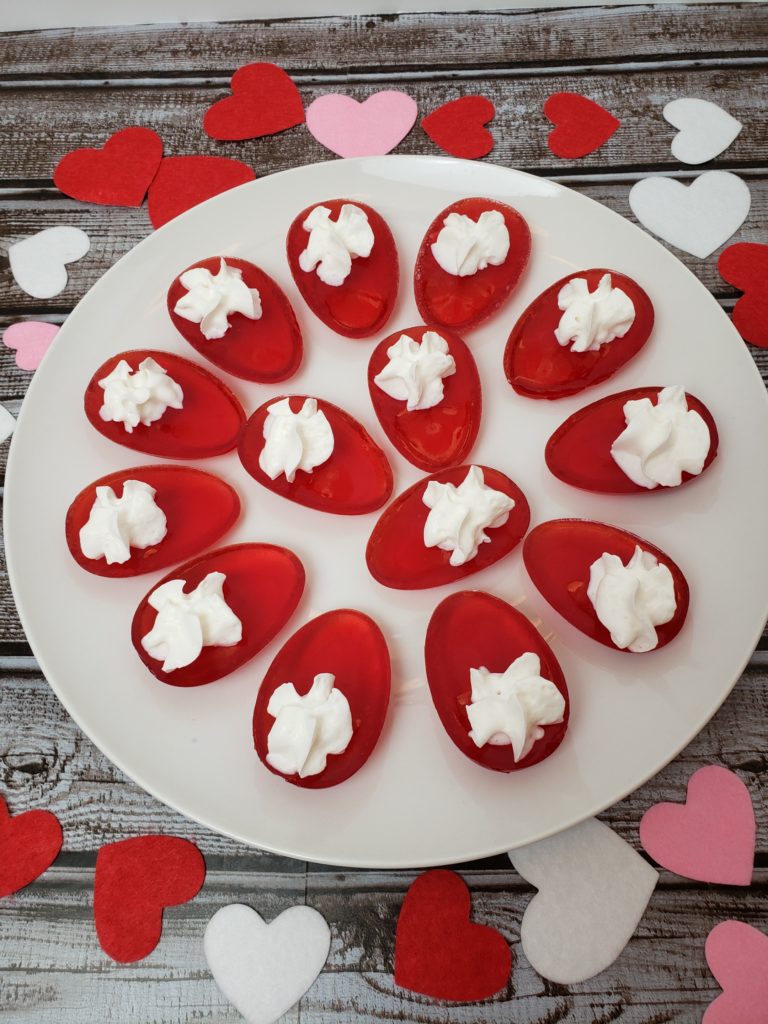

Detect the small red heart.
[
  {"left": 395, "top": 869, "right": 511, "bottom": 1001},
  {"left": 421, "top": 96, "right": 496, "bottom": 159},
  {"left": 718, "top": 242, "right": 768, "bottom": 348},
  {"left": 94, "top": 835, "right": 206, "bottom": 962},
  {"left": 53, "top": 127, "right": 163, "bottom": 208},
  {"left": 544, "top": 93, "right": 620, "bottom": 159},
  {"left": 204, "top": 62, "right": 305, "bottom": 142},
  {"left": 147, "top": 156, "right": 256, "bottom": 229},
  {"left": 0, "top": 795, "right": 62, "bottom": 897}
]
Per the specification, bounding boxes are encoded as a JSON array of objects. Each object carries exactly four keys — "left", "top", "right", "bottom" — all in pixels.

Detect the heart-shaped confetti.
[
  {"left": 704, "top": 921, "right": 768, "bottom": 1024},
  {"left": 421, "top": 96, "right": 496, "bottom": 159},
  {"left": 0, "top": 794, "right": 62, "bottom": 898},
  {"left": 205, "top": 904, "right": 330, "bottom": 1024},
  {"left": 394, "top": 869, "right": 511, "bottom": 1001},
  {"left": 718, "top": 242, "right": 768, "bottom": 348},
  {"left": 53, "top": 126, "right": 163, "bottom": 207},
  {"left": 663, "top": 98, "right": 742, "bottom": 166},
  {"left": 204, "top": 62, "right": 305, "bottom": 141},
  {"left": 639, "top": 766, "right": 755, "bottom": 885},
  {"left": 94, "top": 835, "right": 205, "bottom": 962},
  {"left": 3, "top": 321, "right": 60, "bottom": 371},
  {"left": 147, "top": 156, "right": 256, "bottom": 229},
  {"left": 544, "top": 92, "right": 620, "bottom": 159},
  {"left": 306, "top": 91, "right": 418, "bottom": 158},
  {"left": 628, "top": 171, "right": 751, "bottom": 259},
  {"left": 8, "top": 226, "right": 90, "bottom": 299},
  {"left": 509, "top": 818, "right": 658, "bottom": 985}
]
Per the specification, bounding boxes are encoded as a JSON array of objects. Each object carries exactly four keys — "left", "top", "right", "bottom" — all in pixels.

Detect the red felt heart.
[
  {"left": 204, "top": 62, "right": 305, "bottom": 141},
  {"left": 395, "top": 870, "right": 511, "bottom": 1000},
  {"left": 53, "top": 127, "right": 163, "bottom": 207},
  {"left": 147, "top": 156, "right": 256, "bottom": 229},
  {"left": 544, "top": 93, "right": 620, "bottom": 159},
  {"left": 421, "top": 96, "right": 496, "bottom": 159},
  {"left": 0, "top": 795, "right": 62, "bottom": 898},
  {"left": 718, "top": 242, "right": 768, "bottom": 349},
  {"left": 94, "top": 835, "right": 206, "bottom": 962}
]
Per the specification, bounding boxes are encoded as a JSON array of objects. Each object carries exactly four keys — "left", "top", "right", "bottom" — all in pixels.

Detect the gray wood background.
[{"left": 0, "top": 5, "right": 766, "bottom": 1021}]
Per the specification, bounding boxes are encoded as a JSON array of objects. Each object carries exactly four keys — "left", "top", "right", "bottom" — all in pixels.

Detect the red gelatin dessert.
[
  {"left": 66, "top": 465, "right": 240, "bottom": 578},
  {"left": 414, "top": 197, "right": 531, "bottom": 331},
  {"left": 286, "top": 199, "right": 398, "bottom": 338},
  {"left": 84, "top": 349, "right": 245, "bottom": 459},
  {"left": 167, "top": 256, "right": 302, "bottom": 383},
  {"left": 425, "top": 590, "right": 569, "bottom": 772},
  {"left": 253, "top": 609, "right": 391, "bottom": 789},
  {"left": 367, "top": 324, "right": 482, "bottom": 472}
]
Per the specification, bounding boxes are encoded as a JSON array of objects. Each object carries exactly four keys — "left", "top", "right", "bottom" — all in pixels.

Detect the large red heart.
[
  {"left": 421, "top": 96, "right": 495, "bottom": 159},
  {"left": 53, "top": 127, "right": 163, "bottom": 207},
  {"left": 544, "top": 93, "right": 620, "bottom": 159},
  {"left": 718, "top": 242, "right": 768, "bottom": 349},
  {"left": 147, "top": 156, "right": 256, "bottom": 229},
  {"left": 94, "top": 835, "right": 206, "bottom": 962},
  {"left": 394, "top": 869, "right": 511, "bottom": 1000},
  {"left": 204, "top": 62, "right": 305, "bottom": 141},
  {"left": 0, "top": 795, "right": 62, "bottom": 897}
]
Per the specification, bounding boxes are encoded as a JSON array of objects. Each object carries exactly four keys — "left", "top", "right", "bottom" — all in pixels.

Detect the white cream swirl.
[
  {"left": 554, "top": 273, "right": 635, "bottom": 353},
  {"left": 173, "top": 258, "right": 262, "bottom": 340},
  {"left": 373, "top": 331, "right": 456, "bottom": 411},
  {"left": 298, "top": 204, "right": 374, "bottom": 286},
  {"left": 431, "top": 210, "right": 510, "bottom": 277},
  {"left": 423, "top": 465, "right": 514, "bottom": 567},
  {"left": 98, "top": 357, "right": 184, "bottom": 433},
  {"left": 258, "top": 397, "right": 334, "bottom": 483},
  {"left": 587, "top": 546, "right": 677, "bottom": 653},
  {"left": 266, "top": 672, "right": 353, "bottom": 778},
  {"left": 79, "top": 480, "right": 167, "bottom": 565}
]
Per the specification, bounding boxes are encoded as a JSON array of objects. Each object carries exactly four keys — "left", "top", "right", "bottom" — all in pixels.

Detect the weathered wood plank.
[
  {"left": 3, "top": 5, "right": 766, "bottom": 78},
  {"left": 2, "top": 66, "right": 766, "bottom": 187},
  {"left": 0, "top": 666, "right": 765, "bottom": 856}
]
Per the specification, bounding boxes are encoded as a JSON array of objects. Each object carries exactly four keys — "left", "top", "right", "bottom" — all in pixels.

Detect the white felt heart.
[
  {"left": 664, "top": 98, "right": 742, "bottom": 165},
  {"left": 204, "top": 904, "right": 330, "bottom": 1024},
  {"left": 0, "top": 405, "right": 16, "bottom": 445},
  {"left": 509, "top": 818, "right": 658, "bottom": 985},
  {"left": 629, "top": 171, "right": 750, "bottom": 259},
  {"left": 8, "top": 226, "right": 90, "bottom": 299}
]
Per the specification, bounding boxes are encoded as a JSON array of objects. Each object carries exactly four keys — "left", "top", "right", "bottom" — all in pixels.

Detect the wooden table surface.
[{"left": 1, "top": 5, "right": 767, "bottom": 1021}]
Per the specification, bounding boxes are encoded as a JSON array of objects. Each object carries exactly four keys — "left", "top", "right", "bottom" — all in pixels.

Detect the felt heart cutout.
[
  {"left": 306, "top": 91, "right": 418, "bottom": 157},
  {"left": 0, "top": 794, "right": 62, "bottom": 897},
  {"left": 0, "top": 405, "right": 16, "bottom": 445},
  {"left": 205, "top": 904, "right": 330, "bottom": 1024},
  {"left": 3, "top": 321, "right": 60, "bottom": 371},
  {"left": 53, "top": 126, "right": 163, "bottom": 207},
  {"left": 718, "top": 242, "right": 768, "bottom": 348},
  {"left": 704, "top": 920, "right": 768, "bottom": 1024},
  {"left": 509, "top": 818, "right": 658, "bottom": 984},
  {"left": 394, "top": 869, "right": 511, "bottom": 1001},
  {"left": 421, "top": 96, "right": 495, "bottom": 159},
  {"left": 147, "top": 156, "right": 256, "bottom": 229},
  {"left": 628, "top": 171, "right": 751, "bottom": 259},
  {"left": 94, "top": 835, "right": 205, "bottom": 962},
  {"left": 204, "top": 62, "right": 305, "bottom": 141},
  {"left": 663, "top": 98, "right": 742, "bottom": 166},
  {"left": 544, "top": 92, "right": 620, "bottom": 159},
  {"left": 639, "top": 765, "right": 755, "bottom": 884},
  {"left": 8, "top": 226, "right": 90, "bottom": 299}
]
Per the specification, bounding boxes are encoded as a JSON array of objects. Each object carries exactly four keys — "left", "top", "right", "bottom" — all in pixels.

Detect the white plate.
[{"left": 6, "top": 156, "right": 768, "bottom": 868}]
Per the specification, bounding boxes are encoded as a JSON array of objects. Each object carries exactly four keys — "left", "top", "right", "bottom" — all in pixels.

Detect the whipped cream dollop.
[
  {"left": 173, "top": 258, "right": 262, "bottom": 340},
  {"left": 79, "top": 480, "right": 167, "bottom": 565},
  {"left": 554, "top": 273, "right": 636, "bottom": 353},
  {"left": 610, "top": 385, "right": 711, "bottom": 489},
  {"left": 431, "top": 210, "right": 510, "bottom": 277},
  {"left": 99, "top": 357, "right": 184, "bottom": 433},
  {"left": 423, "top": 465, "right": 514, "bottom": 567},
  {"left": 587, "top": 546, "right": 676, "bottom": 653},
  {"left": 258, "top": 397, "right": 334, "bottom": 483},
  {"left": 266, "top": 672, "right": 353, "bottom": 778},
  {"left": 373, "top": 331, "right": 456, "bottom": 411},
  {"left": 141, "top": 571, "right": 242, "bottom": 673},
  {"left": 466, "top": 652, "right": 566, "bottom": 761},
  {"left": 298, "top": 204, "right": 374, "bottom": 287}
]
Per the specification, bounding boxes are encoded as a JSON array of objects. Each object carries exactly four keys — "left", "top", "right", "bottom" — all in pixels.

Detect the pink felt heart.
[
  {"left": 704, "top": 921, "right": 768, "bottom": 1024},
  {"left": 3, "top": 321, "right": 60, "bottom": 371},
  {"left": 306, "top": 91, "right": 417, "bottom": 157},
  {"left": 639, "top": 766, "right": 755, "bottom": 885}
]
